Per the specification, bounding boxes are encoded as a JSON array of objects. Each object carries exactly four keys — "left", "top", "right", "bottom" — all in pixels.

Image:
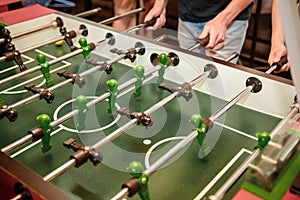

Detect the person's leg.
[
  {"left": 178, "top": 19, "right": 206, "bottom": 54},
  {"left": 112, "top": 0, "right": 136, "bottom": 30},
  {"left": 206, "top": 20, "right": 249, "bottom": 63}
]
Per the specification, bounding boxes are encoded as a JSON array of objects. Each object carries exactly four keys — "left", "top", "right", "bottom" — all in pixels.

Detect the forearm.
[
  {"left": 214, "top": 0, "right": 253, "bottom": 26},
  {"left": 271, "top": 0, "right": 285, "bottom": 45},
  {"left": 152, "top": 0, "right": 168, "bottom": 8}
]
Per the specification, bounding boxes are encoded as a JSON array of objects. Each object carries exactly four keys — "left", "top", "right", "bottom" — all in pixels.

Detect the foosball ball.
[{"left": 0, "top": 8, "right": 299, "bottom": 200}]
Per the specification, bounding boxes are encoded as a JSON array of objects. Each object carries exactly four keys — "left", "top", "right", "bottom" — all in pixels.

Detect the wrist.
[{"left": 154, "top": 0, "right": 168, "bottom": 8}]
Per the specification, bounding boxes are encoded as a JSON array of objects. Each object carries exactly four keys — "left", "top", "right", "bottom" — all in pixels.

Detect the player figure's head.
[
  {"left": 255, "top": 132, "right": 271, "bottom": 149},
  {"left": 107, "top": 79, "right": 118, "bottom": 91},
  {"left": 190, "top": 114, "right": 203, "bottom": 128},
  {"left": 76, "top": 95, "right": 87, "bottom": 108},
  {"left": 36, "top": 53, "right": 46, "bottom": 64},
  {"left": 37, "top": 114, "right": 51, "bottom": 126},
  {"left": 134, "top": 65, "right": 144, "bottom": 77},
  {"left": 79, "top": 38, "right": 87, "bottom": 47},
  {"left": 127, "top": 161, "right": 144, "bottom": 178},
  {"left": 158, "top": 53, "right": 168, "bottom": 66}
]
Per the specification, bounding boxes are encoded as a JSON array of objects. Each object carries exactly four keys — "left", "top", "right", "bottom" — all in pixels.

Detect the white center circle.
[{"left": 53, "top": 96, "right": 121, "bottom": 133}]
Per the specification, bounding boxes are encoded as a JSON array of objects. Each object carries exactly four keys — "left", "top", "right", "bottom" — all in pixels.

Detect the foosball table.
[{"left": 0, "top": 9, "right": 299, "bottom": 200}]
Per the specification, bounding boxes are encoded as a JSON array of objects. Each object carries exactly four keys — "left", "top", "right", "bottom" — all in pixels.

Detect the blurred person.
[
  {"left": 268, "top": 0, "right": 299, "bottom": 73},
  {"left": 144, "top": 0, "right": 255, "bottom": 63},
  {"left": 113, "top": 0, "right": 154, "bottom": 30}
]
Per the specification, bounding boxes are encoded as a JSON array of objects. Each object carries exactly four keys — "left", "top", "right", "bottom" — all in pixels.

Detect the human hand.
[
  {"left": 144, "top": 0, "right": 167, "bottom": 28},
  {"left": 268, "top": 42, "right": 290, "bottom": 73},
  {"left": 199, "top": 18, "right": 227, "bottom": 49}
]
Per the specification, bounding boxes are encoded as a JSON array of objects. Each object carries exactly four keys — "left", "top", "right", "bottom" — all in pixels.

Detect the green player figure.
[
  {"left": 157, "top": 53, "right": 168, "bottom": 84},
  {"left": 134, "top": 65, "right": 145, "bottom": 98},
  {"left": 254, "top": 132, "right": 271, "bottom": 150},
  {"left": 127, "top": 161, "right": 150, "bottom": 200},
  {"left": 107, "top": 79, "right": 118, "bottom": 114},
  {"left": 37, "top": 53, "right": 54, "bottom": 88},
  {"left": 76, "top": 95, "right": 88, "bottom": 131},
  {"left": 79, "top": 38, "right": 92, "bottom": 59},
  {"left": 37, "top": 114, "right": 53, "bottom": 153},
  {"left": 189, "top": 114, "right": 210, "bottom": 158}
]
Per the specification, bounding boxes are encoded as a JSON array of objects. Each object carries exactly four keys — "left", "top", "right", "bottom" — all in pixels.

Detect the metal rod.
[
  {"left": 188, "top": 43, "right": 201, "bottom": 51},
  {"left": 209, "top": 104, "right": 299, "bottom": 200},
  {"left": 265, "top": 65, "right": 277, "bottom": 74},
  {"left": 1, "top": 134, "right": 32, "bottom": 153},
  {"left": 10, "top": 194, "right": 22, "bottom": 200},
  {"left": 0, "top": 53, "right": 8, "bottom": 63},
  {"left": 99, "top": 8, "right": 145, "bottom": 25},
  {"left": 118, "top": 66, "right": 160, "bottom": 91},
  {"left": 10, "top": 21, "right": 57, "bottom": 39},
  {"left": 0, "top": 65, "right": 42, "bottom": 85},
  {"left": 19, "top": 35, "right": 65, "bottom": 54},
  {"left": 144, "top": 92, "right": 179, "bottom": 115},
  {"left": 144, "top": 131, "right": 198, "bottom": 176},
  {"left": 92, "top": 119, "right": 138, "bottom": 150},
  {"left": 223, "top": 52, "right": 239, "bottom": 62},
  {"left": 209, "top": 85, "right": 254, "bottom": 122},
  {"left": 8, "top": 93, "right": 41, "bottom": 110},
  {"left": 75, "top": 7, "right": 102, "bottom": 18},
  {"left": 189, "top": 70, "right": 211, "bottom": 86},
  {"left": 271, "top": 104, "right": 299, "bottom": 138},
  {"left": 29, "top": 29, "right": 82, "bottom": 53},
  {"left": 125, "top": 20, "right": 150, "bottom": 33},
  {"left": 43, "top": 159, "right": 76, "bottom": 182},
  {"left": 111, "top": 188, "right": 129, "bottom": 200}
]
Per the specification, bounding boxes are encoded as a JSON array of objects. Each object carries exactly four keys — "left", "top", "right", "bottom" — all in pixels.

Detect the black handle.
[
  {"left": 272, "top": 54, "right": 288, "bottom": 70},
  {"left": 144, "top": 17, "right": 158, "bottom": 27},
  {"left": 198, "top": 35, "right": 209, "bottom": 47}
]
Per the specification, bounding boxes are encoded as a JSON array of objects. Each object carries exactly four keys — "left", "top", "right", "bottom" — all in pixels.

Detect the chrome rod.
[
  {"left": 111, "top": 188, "right": 129, "bottom": 200},
  {"left": 75, "top": 7, "right": 102, "bottom": 18},
  {"left": 209, "top": 85, "right": 253, "bottom": 122},
  {"left": 43, "top": 159, "right": 76, "bottom": 182},
  {"left": 224, "top": 52, "right": 239, "bottom": 62},
  {"left": 1, "top": 134, "right": 32, "bottom": 153},
  {"left": 11, "top": 21, "right": 56, "bottom": 39},
  {"left": 99, "top": 8, "right": 144, "bottom": 25},
  {"left": 144, "top": 131, "right": 198, "bottom": 176}
]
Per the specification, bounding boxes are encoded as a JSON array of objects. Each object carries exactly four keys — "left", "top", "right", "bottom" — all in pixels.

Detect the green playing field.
[{"left": 0, "top": 40, "right": 281, "bottom": 200}]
